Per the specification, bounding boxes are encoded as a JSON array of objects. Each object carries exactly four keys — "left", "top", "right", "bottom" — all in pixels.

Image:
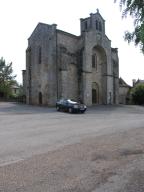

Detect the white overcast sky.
[{"left": 0, "top": 0, "right": 143, "bottom": 85}]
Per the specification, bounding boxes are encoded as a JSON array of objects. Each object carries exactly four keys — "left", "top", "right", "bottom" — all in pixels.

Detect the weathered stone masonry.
[{"left": 23, "top": 10, "right": 119, "bottom": 106}]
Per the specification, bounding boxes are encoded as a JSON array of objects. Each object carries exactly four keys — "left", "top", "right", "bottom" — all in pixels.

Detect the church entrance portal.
[
  {"left": 92, "top": 45, "right": 107, "bottom": 104},
  {"left": 39, "top": 92, "right": 42, "bottom": 105},
  {"left": 92, "top": 82, "right": 99, "bottom": 104},
  {"left": 92, "top": 89, "right": 97, "bottom": 104}
]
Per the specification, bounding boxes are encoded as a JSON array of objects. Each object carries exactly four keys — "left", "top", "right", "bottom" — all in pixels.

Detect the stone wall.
[
  {"left": 57, "top": 31, "right": 79, "bottom": 100},
  {"left": 22, "top": 70, "right": 26, "bottom": 96},
  {"left": 119, "top": 86, "right": 130, "bottom": 104},
  {"left": 81, "top": 30, "right": 112, "bottom": 105},
  {"left": 111, "top": 48, "right": 119, "bottom": 104},
  {"left": 26, "top": 23, "right": 57, "bottom": 106}
]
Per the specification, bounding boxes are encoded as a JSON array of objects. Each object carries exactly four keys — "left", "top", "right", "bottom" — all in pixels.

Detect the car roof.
[
  {"left": 58, "top": 98, "right": 77, "bottom": 103},
  {"left": 67, "top": 99, "right": 77, "bottom": 104}
]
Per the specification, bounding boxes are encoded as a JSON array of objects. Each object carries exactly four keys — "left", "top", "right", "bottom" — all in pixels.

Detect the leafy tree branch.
[{"left": 115, "top": 0, "right": 144, "bottom": 52}]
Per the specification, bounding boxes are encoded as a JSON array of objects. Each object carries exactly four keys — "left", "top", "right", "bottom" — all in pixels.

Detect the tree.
[
  {"left": 115, "top": 0, "right": 144, "bottom": 52},
  {"left": 131, "top": 83, "right": 144, "bottom": 104},
  {"left": 0, "top": 57, "right": 16, "bottom": 98}
]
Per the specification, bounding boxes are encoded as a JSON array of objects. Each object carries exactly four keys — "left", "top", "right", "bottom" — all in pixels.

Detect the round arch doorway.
[
  {"left": 92, "top": 45, "right": 107, "bottom": 104},
  {"left": 39, "top": 92, "right": 43, "bottom": 105}
]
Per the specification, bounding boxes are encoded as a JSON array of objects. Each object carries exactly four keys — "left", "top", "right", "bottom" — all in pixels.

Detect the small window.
[
  {"left": 26, "top": 47, "right": 31, "bottom": 67},
  {"left": 38, "top": 46, "right": 42, "bottom": 64},
  {"left": 85, "top": 21, "right": 88, "bottom": 30},
  {"left": 96, "top": 20, "right": 98, "bottom": 30},
  {"left": 92, "top": 55, "right": 95, "bottom": 68},
  {"left": 99, "top": 22, "right": 102, "bottom": 31},
  {"left": 96, "top": 20, "right": 102, "bottom": 32},
  {"left": 92, "top": 54, "right": 97, "bottom": 69}
]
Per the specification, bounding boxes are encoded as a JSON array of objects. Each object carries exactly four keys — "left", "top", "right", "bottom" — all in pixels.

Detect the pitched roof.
[{"left": 119, "top": 77, "right": 131, "bottom": 87}]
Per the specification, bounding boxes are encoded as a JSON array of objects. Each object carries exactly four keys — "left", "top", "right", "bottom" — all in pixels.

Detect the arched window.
[
  {"left": 99, "top": 22, "right": 102, "bottom": 31},
  {"left": 92, "top": 54, "right": 97, "bottom": 70},
  {"left": 96, "top": 20, "right": 98, "bottom": 30},
  {"left": 85, "top": 21, "right": 88, "bottom": 30},
  {"left": 96, "top": 20, "right": 102, "bottom": 32}
]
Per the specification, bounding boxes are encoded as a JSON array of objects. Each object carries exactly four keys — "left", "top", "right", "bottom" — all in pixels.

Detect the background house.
[{"left": 119, "top": 77, "right": 131, "bottom": 104}]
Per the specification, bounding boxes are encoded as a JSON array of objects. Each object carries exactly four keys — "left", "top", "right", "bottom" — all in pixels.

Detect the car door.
[{"left": 62, "top": 100, "right": 68, "bottom": 111}]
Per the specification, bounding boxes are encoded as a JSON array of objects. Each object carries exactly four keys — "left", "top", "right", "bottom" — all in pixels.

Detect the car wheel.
[
  {"left": 56, "top": 106, "right": 60, "bottom": 111},
  {"left": 68, "top": 108, "right": 73, "bottom": 113},
  {"left": 80, "top": 110, "right": 85, "bottom": 114}
]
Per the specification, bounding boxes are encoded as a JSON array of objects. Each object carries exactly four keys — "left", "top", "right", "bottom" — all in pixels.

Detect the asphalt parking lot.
[
  {"left": 0, "top": 102, "right": 144, "bottom": 192},
  {"left": 0, "top": 102, "right": 143, "bottom": 165}
]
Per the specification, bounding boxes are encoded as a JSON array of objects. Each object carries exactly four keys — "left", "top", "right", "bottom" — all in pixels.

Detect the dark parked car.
[{"left": 56, "top": 99, "right": 87, "bottom": 113}]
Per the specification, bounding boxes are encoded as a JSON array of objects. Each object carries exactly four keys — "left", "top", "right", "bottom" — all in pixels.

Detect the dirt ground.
[{"left": 0, "top": 126, "right": 144, "bottom": 192}]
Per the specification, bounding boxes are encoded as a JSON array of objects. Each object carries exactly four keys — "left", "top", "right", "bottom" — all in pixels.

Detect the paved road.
[
  {"left": 0, "top": 102, "right": 144, "bottom": 165},
  {"left": 0, "top": 102, "right": 144, "bottom": 191}
]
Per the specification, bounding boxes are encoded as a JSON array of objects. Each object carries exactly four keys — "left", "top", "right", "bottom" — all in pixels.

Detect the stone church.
[{"left": 23, "top": 10, "right": 119, "bottom": 106}]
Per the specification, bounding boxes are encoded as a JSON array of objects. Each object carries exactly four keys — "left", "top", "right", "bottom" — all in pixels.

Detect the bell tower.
[{"left": 80, "top": 9, "right": 105, "bottom": 35}]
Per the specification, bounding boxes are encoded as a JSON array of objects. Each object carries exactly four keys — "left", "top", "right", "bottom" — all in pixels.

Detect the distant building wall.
[{"left": 119, "top": 78, "right": 131, "bottom": 104}]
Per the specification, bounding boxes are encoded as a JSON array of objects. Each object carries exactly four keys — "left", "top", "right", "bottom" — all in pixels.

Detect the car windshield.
[{"left": 67, "top": 99, "right": 77, "bottom": 104}]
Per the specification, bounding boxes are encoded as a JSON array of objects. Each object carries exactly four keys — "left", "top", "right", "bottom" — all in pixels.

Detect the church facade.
[{"left": 23, "top": 10, "right": 119, "bottom": 106}]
